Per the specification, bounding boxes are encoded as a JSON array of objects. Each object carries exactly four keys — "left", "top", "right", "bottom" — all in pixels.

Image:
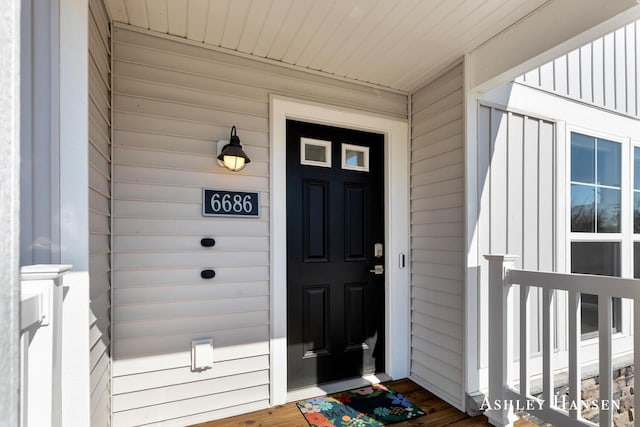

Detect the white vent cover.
[{"left": 191, "top": 338, "right": 214, "bottom": 371}]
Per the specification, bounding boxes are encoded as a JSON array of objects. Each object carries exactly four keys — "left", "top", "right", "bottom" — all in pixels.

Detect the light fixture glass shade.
[
  {"left": 217, "top": 126, "right": 251, "bottom": 171},
  {"left": 222, "top": 154, "right": 246, "bottom": 171}
]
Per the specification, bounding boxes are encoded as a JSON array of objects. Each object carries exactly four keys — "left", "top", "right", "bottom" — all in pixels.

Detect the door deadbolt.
[{"left": 374, "top": 243, "right": 383, "bottom": 258}]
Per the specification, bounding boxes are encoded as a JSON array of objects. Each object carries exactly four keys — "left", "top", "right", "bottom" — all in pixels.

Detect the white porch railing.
[
  {"left": 485, "top": 255, "right": 640, "bottom": 427},
  {"left": 20, "top": 265, "right": 71, "bottom": 427}
]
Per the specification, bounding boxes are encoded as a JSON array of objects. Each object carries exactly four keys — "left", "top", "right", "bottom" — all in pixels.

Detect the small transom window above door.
[
  {"left": 300, "top": 137, "right": 332, "bottom": 167},
  {"left": 342, "top": 143, "right": 369, "bottom": 172}
]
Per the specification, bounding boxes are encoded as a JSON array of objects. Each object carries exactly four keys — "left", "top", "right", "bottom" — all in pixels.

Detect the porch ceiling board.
[{"left": 104, "top": 0, "right": 549, "bottom": 91}]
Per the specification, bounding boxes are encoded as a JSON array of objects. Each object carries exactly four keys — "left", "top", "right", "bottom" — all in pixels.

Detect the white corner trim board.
[{"left": 269, "top": 95, "right": 410, "bottom": 405}]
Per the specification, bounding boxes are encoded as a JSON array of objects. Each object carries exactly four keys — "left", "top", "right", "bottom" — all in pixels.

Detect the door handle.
[{"left": 369, "top": 265, "right": 384, "bottom": 275}]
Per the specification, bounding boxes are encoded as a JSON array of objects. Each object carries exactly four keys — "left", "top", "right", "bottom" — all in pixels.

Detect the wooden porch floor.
[{"left": 192, "top": 379, "right": 538, "bottom": 427}]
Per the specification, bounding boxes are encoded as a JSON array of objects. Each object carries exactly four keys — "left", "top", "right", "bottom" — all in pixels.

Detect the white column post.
[
  {"left": 20, "top": 264, "right": 72, "bottom": 427},
  {"left": 59, "top": 0, "right": 91, "bottom": 425},
  {"left": 0, "top": 1, "right": 22, "bottom": 425},
  {"left": 484, "top": 255, "right": 519, "bottom": 427}
]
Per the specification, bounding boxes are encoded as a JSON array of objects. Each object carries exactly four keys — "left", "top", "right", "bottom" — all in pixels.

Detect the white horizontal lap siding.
[
  {"left": 518, "top": 20, "right": 639, "bottom": 119},
  {"left": 112, "top": 26, "right": 406, "bottom": 426},
  {"left": 89, "top": 0, "right": 112, "bottom": 426},
  {"left": 476, "top": 105, "right": 555, "bottom": 383},
  {"left": 409, "top": 63, "right": 465, "bottom": 410}
]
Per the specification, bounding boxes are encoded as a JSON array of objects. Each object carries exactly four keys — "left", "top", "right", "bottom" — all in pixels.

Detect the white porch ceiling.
[{"left": 104, "top": 0, "right": 550, "bottom": 92}]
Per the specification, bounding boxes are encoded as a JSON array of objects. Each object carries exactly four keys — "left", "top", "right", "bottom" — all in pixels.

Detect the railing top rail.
[
  {"left": 20, "top": 264, "right": 72, "bottom": 281},
  {"left": 508, "top": 269, "right": 640, "bottom": 299}
]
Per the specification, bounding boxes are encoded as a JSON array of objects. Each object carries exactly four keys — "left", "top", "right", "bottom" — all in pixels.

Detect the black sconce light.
[{"left": 217, "top": 126, "right": 251, "bottom": 172}]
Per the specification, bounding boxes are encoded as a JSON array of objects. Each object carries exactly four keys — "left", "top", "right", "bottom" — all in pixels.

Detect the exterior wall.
[
  {"left": 475, "top": 104, "right": 556, "bottom": 387},
  {"left": 518, "top": 19, "right": 640, "bottom": 119},
  {"left": 111, "top": 25, "right": 406, "bottom": 426},
  {"left": 477, "top": 79, "right": 640, "bottom": 391},
  {"left": 474, "top": 17, "right": 640, "bottom": 397},
  {"left": 89, "top": 0, "right": 112, "bottom": 425},
  {"left": 409, "top": 63, "right": 465, "bottom": 409}
]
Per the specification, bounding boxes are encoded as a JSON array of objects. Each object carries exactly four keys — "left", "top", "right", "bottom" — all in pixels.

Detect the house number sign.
[{"left": 202, "top": 189, "right": 260, "bottom": 217}]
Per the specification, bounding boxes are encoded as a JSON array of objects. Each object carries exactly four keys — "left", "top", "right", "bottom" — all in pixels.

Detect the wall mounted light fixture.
[{"left": 217, "top": 126, "right": 251, "bottom": 172}]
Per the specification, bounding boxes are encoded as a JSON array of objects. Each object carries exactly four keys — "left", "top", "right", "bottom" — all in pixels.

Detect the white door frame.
[{"left": 269, "top": 95, "right": 410, "bottom": 405}]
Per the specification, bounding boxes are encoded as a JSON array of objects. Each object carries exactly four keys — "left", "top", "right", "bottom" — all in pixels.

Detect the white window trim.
[
  {"left": 632, "top": 139, "right": 640, "bottom": 242},
  {"left": 269, "top": 95, "right": 410, "bottom": 405},
  {"left": 565, "top": 125, "right": 633, "bottom": 356},
  {"left": 300, "top": 137, "right": 332, "bottom": 168},
  {"left": 341, "top": 143, "right": 370, "bottom": 172}
]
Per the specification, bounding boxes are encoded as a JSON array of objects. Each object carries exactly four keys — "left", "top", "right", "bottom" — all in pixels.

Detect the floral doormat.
[{"left": 296, "top": 383, "right": 425, "bottom": 427}]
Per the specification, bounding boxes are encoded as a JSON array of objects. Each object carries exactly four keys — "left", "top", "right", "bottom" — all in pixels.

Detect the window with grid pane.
[
  {"left": 571, "top": 133, "right": 621, "bottom": 233},
  {"left": 570, "top": 132, "right": 622, "bottom": 336}
]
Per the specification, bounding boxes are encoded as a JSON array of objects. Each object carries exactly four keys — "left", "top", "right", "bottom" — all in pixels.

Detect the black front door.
[{"left": 286, "top": 119, "right": 385, "bottom": 390}]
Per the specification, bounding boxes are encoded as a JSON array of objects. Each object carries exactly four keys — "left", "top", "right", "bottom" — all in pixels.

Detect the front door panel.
[{"left": 286, "top": 120, "right": 385, "bottom": 390}]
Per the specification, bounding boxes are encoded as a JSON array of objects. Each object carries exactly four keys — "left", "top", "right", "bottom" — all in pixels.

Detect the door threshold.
[{"left": 286, "top": 373, "right": 393, "bottom": 402}]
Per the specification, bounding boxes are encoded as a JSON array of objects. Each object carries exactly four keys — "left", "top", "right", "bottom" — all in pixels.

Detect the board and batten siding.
[
  {"left": 518, "top": 19, "right": 640, "bottom": 119},
  {"left": 409, "top": 63, "right": 465, "bottom": 410},
  {"left": 89, "top": 0, "right": 112, "bottom": 425},
  {"left": 475, "top": 105, "right": 555, "bottom": 380},
  {"left": 111, "top": 25, "right": 406, "bottom": 426}
]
